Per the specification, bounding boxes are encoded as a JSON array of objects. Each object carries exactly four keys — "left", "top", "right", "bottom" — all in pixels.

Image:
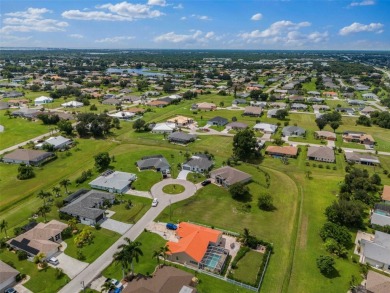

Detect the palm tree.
[
  {"left": 0, "top": 219, "right": 8, "bottom": 238},
  {"left": 159, "top": 245, "right": 170, "bottom": 265},
  {"left": 37, "top": 205, "right": 51, "bottom": 222},
  {"left": 238, "top": 228, "right": 252, "bottom": 247},
  {"left": 152, "top": 249, "right": 161, "bottom": 264},
  {"left": 37, "top": 190, "right": 50, "bottom": 206},
  {"left": 113, "top": 238, "right": 143, "bottom": 279},
  {"left": 101, "top": 281, "right": 115, "bottom": 293},
  {"left": 59, "top": 179, "right": 71, "bottom": 194},
  {"left": 52, "top": 186, "right": 61, "bottom": 197},
  {"left": 33, "top": 252, "right": 46, "bottom": 268},
  {"left": 67, "top": 218, "right": 78, "bottom": 231}
]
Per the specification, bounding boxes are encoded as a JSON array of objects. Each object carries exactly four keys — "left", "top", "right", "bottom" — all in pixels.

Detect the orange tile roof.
[
  {"left": 382, "top": 185, "right": 390, "bottom": 201},
  {"left": 167, "top": 222, "right": 221, "bottom": 262}
]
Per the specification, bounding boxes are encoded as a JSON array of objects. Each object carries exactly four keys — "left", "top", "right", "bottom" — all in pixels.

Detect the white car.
[
  {"left": 48, "top": 257, "right": 59, "bottom": 265},
  {"left": 152, "top": 198, "right": 159, "bottom": 207}
]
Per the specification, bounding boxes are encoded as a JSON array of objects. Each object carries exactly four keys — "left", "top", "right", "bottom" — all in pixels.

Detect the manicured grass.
[
  {"left": 102, "top": 231, "right": 166, "bottom": 280},
  {"left": 0, "top": 115, "right": 51, "bottom": 149},
  {"left": 162, "top": 184, "right": 185, "bottom": 194},
  {"left": 64, "top": 226, "right": 120, "bottom": 263},
  {"left": 302, "top": 78, "right": 317, "bottom": 91},
  {"left": 110, "top": 195, "right": 152, "bottom": 224},
  {"left": 0, "top": 249, "right": 70, "bottom": 293},
  {"left": 231, "top": 250, "right": 264, "bottom": 285},
  {"left": 157, "top": 166, "right": 298, "bottom": 293},
  {"left": 187, "top": 172, "right": 206, "bottom": 184}
]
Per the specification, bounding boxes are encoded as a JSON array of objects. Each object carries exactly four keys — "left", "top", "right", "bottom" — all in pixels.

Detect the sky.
[{"left": 0, "top": 0, "right": 389, "bottom": 50}]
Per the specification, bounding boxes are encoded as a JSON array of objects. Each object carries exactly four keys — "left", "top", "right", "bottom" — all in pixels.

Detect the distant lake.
[{"left": 106, "top": 68, "right": 166, "bottom": 76}]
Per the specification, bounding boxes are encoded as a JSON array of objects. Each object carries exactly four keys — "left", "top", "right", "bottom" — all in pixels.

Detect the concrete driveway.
[
  {"left": 100, "top": 218, "right": 132, "bottom": 235},
  {"left": 49, "top": 252, "right": 89, "bottom": 279},
  {"left": 13, "top": 283, "right": 33, "bottom": 293},
  {"left": 177, "top": 170, "right": 191, "bottom": 180},
  {"left": 150, "top": 179, "right": 197, "bottom": 199}
]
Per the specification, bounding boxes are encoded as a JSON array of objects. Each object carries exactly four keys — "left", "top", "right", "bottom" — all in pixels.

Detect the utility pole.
[{"left": 169, "top": 198, "right": 172, "bottom": 221}]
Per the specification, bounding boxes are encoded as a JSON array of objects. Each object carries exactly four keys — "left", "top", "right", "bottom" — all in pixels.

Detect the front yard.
[{"left": 109, "top": 195, "right": 152, "bottom": 224}]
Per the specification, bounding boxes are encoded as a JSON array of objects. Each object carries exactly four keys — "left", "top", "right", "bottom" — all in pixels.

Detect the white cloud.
[
  {"left": 147, "top": 0, "right": 166, "bottom": 6},
  {"left": 62, "top": 1, "right": 164, "bottom": 21},
  {"left": 251, "top": 13, "right": 262, "bottom": 21},
  {"left": 1, "top": 7, "right": 68, "bottom": 34},
  {"left": 173, "top": 4, "right": 184, "bottom": 9},
  {"left": 191, "top": 14, "right": 212, "bottom": 21},
  {"left": 349, "top": 0, "right": 375, "bottom": 7},
  {"left": 69, "top": 34, "right": 84, "bottom": 39},
  {"left": 95, "top": 36, "right": 135, "bottom": 43},
  {"left": 154, "top": 30, "right": 217, "bottom": 43},
  {"left": 339, "top": 22, "right": 384, "bottom": 35},
  {"left": 240, "top": 20, "right": 310, "bottom": 39},
  {"left": 180, "top": 16, "right": 187, "bottom": 20}
]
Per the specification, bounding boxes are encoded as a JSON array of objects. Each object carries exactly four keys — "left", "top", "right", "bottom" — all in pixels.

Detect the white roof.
[
  {"left": 152, "top": 122, "right": 177, "bottom": 131},
  {"left": 89, "top": 171, "right": 137, "bottom": 191},
  {"left": 108, "top": 111, "right": 135, "bottom": 118},
  {"left": 35, "top": 96, "right": 53, "bottom": 102},
  {"left": 45, "top": 136, "right": 71, "bottom": 147},
  {"left": 61, "top": 100, "right": 83, "bottom": 107},
  {"left": 253, "top": 123, "right": 278, "bottom": 133}
]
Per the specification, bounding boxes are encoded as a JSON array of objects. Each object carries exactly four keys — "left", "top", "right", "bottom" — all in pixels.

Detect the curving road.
[{"left": 58, "top": 179, "right": 198, "bottom": 293}]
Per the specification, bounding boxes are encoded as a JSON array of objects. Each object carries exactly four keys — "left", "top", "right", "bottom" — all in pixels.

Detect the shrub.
[
  {"left": 55, "top": 268, "right": 65, "bottom": 279},
  {"left": 17, "top": 250, "right": 28, "bottom": 261},
  {"left": 316, "top": 255, "right": 335, "bottom": 275},
  {"left": 318, "top": 164, "right": 323, "bottom": 169}
]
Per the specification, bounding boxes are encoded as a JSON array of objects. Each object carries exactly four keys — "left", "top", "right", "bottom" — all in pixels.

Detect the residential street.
[{"left": 58, "top": 179, "right": 198, "bottom": 293}]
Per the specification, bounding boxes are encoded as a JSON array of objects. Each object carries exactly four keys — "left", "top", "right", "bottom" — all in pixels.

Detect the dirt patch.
[{"left": 299, "top": 215, "right": 308, "bottom": 249}]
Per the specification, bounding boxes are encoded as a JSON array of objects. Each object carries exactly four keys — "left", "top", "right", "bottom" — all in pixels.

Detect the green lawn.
[
  {"left": 162, "top": 184, "right": 185, "bottom": 194},
  {"left": 110, "top": 195, "right": 152, "bottom": 224},
  {"left": 0, "top": 249, "right": 70, "bottom": 293},
  {"left": 187, "top": 172, "right": 206, "bottom": 183},
  {"left": 230, "top": 250, "right": 264, "bottom": 286},
  {"left": 302, "top": 78, "right": 317, "bottom": 91},
  {"left": 0, "top": 114, "right": 51, "bottom": 149},
  {"left": 64, "top": 227, "right": 120, "bottom": 263}
]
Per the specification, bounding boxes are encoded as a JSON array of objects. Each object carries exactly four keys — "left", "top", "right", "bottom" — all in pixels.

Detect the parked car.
[
  {"left": 5, "top": 288, "right": 17, "bottom": 293},
  {"left": 166, "top": 223, "right": 177, "bottom": 230},
  {"left": 152, "top": 198, "right": 159, "bottom": 207},
  {"left": 48, "top": 257, "right": 59, "bottom": 265},
  {"left": 201, "top": 180, "right": 211, "bottom": 186}
]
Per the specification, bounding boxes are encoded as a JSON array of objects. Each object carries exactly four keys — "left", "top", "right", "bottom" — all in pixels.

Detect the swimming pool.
[{"left": 203, "top": 254, "right": 222, "bottom": 270}]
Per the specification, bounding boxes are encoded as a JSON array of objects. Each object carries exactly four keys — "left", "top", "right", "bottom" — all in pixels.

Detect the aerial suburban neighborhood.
[{"left": 0, "top": 4, "right": 390, "bottom": 292}]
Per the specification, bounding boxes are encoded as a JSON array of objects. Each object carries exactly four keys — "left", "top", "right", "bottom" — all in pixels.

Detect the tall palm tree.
[
  {"left": 113, "top": 238, "right": 143, "bottom": 279},
  {"left": 238, "top": 228, "right": 252, "bottom": 247},
  {"left": 52, "top": 186, "right": 61, "bottom": 197},
  {"left": 0, "top": 219, "right": 8, "bottom": 238},
  {"left": 37, "top": 205, "right": 51, "bottom": 222},
  {"left": 101, "top": 281, "right": 115, "bottom": 293},
  {"left": 59, "top": 179, "right": 71, "bottom": 194},
  {"left": 152, "top": 249, "right": 161, "bottom": 264},
  {"left": 37, "top": 190, "right": 50, "bottom": 206},
  {"left": 159, "top": 245, "right": 170, "bottom": 265}
]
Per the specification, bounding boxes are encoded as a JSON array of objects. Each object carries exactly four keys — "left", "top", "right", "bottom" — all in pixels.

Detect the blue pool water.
[{"left": 204, "top": 254, "right": 221, "bottom": 269}]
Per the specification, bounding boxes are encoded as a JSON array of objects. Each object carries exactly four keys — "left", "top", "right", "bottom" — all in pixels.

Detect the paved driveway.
[
  {"left": 13, "top": 284, "right": 33, "bottom": 293},
  {"left": 150, "top": 179, "right": 197, "bottom": 199},
  {"left": 100, "top": 218, "right": 132, "bottom": 234},
  {"left": 49, "top": 252, "right": 89, "bottom": 279},
  {"left": 177, "top": 170, "right": 191, "bottom": 180}
]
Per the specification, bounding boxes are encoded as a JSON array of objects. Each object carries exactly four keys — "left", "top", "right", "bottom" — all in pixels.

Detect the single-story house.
[
  {"left": 361, "top": 231, "right": 390, "bottom": 273},
  {"left": 38, "top": 136, "right": 72, "bottom": 150},
  {"left": 232, "top": 99, "right": 247, "bottom": 105},
  {"left": 267, "top": 109, "right": 279, "bottom": 118},
  {"left": 102, "top": 98, "right": 121, "bottom": 105},
  {"left": 210, "top": 166, "right": 252, "bottom": 188},
  {"left": 371, "top": 205, "right": 390, "bottom": 228},
  {"left": 207, "top": 116, "right": 228, "bottom": 126},
  {"left": 225, "top": 122, "right": 248, "bottom": 131},
  {"left": 7, "top": 220, "right": 67, "bottom": 259},
  {"left": 313, "top": 105, "right": 330, "bottom": 112},
  {"left": 308, "top": 91, "right": 321, "bottom": 96},
  {"left": 253, "top": 123, "right": 278, "bottom": 134},
  {"left": 2, "top": 91, "right": 24, "bottom": 98},
  {"left": 182, "top": 154, "right": 213, "bottom": 173},
  {"left": 307, "top": 146, "right": 335, "bottom": 163},
  {"left": 0, "top": 102, "right": 9, "bottom": 110},
  {"left": 122, "top": 266, "right": 196, "bottom": 293},
  {"left": 243, "top": 106, "right": 262, "bottom": 117},
  {"left": 60, "top": 190, "right": 115, "bottom": 225},
  {"left": 362, "top": 93, "right": 378, "bottom": 100},
  {"left": 125, "top": 107, "right": 146, "bottom": 115},
  {"left": 381, "top": 185, "right": 390, "bottom": 202},
  {"left": 336, "top": 107, "right": 355, "bottom": 114},
  {"left": 342, "top": 131, "right": 375, "bottom": 146},
  {"left": 34, "top": 96, "right": 53, "bottom": 106},
  {"left": 322, "top": 91, "right": 338, "bottom": 98},
  {"left": 307, "top": 97, "right": 324, "bottom": 103},
  {"left": 365, "top": 270, "right": 390, "bottom": 293},
  {"left": 266, "top": 145, "right": 298, "bottom": 158},
  {"left": 151, "top": 122, "right": 177, "bottom": 133},
  {"left": 290, "top": 103, "right": 308, "bottom": 111},
  {"left": 348, "top": 99, "right": 366, "bottom": 106},
  {"left": 89, "top": 170, "right": 137, "bottom": 193},
  {"left": 3, "top": 149, "right": 54, "bottom": 166},
  {"left": 361, "top": 106, "right": 377, "bottom": 116},
  {"left": 108, "top": 111, "right": 135, "bottom": 120},
  {"left": 193, "top": 102, "right": 216, "bottom": 111},
  {"left": 355, "top": 84, "right": 370, "bottom": 91},
  {"left": 167, "top": 116, "right": 194, "bottom": 127},
  {"left": 0, "top": 261, "right": 20, "bottom": 292},
  {"left": 167, "top": 222, "right": 228, "bottom": 273},
  {"left": 61, "top": 100, "right": 83, "bottom": 108},
  {"left": 12, "top": 108, "right": 41, "bottom": 119},
  {"left": 147, "top": 100, "right": 169, "bottom": 108},
  {"left": 282, "top": 126, "right": 305, "bottom": 137},
  {"left": 137, "top": 155, "right": 170, "bottom": 172},
  {"left": 269, "top": 102, "right": 287, "bottom": 109},
  {"left": 168, "top": 132, "right": 197, "bottom": 144},
  {"left": 250, "top": 101, "right": 267, "bottom": 108},
  {"left": 344, "top": 151, "right": 380, "bottom": 165},
  {"left": 314, "top": 131, "right": 336, "bottom": 141},
  {"left": 122, "top": 95, "right": 141, "bottom": 103}
]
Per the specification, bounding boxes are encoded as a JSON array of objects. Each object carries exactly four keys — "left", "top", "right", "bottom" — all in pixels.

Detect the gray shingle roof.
[
  {"left": 183, "top": 155, "right": 213, "bottom": 170},
  {"left": 137, "top": 156, "right": 170, "bottom": 170},
  {"left": 168, "top": 132, "right": 196, "bottom": 143}
]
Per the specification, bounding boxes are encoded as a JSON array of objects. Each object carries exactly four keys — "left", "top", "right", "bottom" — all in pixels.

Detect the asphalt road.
[{"left": 58, "top": 179, "right": 198, "bottom": 293}]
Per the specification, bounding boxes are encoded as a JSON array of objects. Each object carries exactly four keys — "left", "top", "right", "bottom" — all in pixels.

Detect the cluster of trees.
[
  {"left": 370, "top": 111, "right": 390, "bottom": 129},
  {"left": 315, "top": 111, "right": 342, "bottom": 132},
  {"left": 17, "top": 163, "right": 35, "bottom": 180},
  {"left": 50, "top": 87, "right": 82, "bottom": 99},
  {"left": 76, "top": 113, "right": 116, "bottom": 137},
  {"left": 132, "top": 119, "right": 148, "bottom": 132},
  {"left": 229, "top": 182, "right": 250, "bottom": 201},
  {"left": 94, "top": 152, "right": 111, "bottom": 171},
  {"left": 250, "top": 90, "right": 268, "bottom": 101},
  {"left": 232, "top": 128, "right": 260, "bottom": 162},
  {"left": 274, "top": 109, "right": 289, "bottom": 120},
  {"left": 356, "top": 115, "right": 371, "bottom": 127},
  {"left": 57, "top": 120, "right": 73, "bottom": 135},
  {"left": 37, "top": 113, "right": 60, "bottom": 125},
  {"left": 182, "top": 91, "right": 198, "bottom": 100},
  {"left": 319, "top": 222, "right": 351, "bottom": 258}
]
